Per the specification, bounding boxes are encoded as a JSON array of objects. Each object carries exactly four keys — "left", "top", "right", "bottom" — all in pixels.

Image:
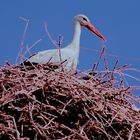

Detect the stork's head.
[{"left": 74, "top": 14, "right": 106, "bottom": 41}]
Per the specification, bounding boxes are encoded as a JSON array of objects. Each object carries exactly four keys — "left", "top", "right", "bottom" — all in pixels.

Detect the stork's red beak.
[{"left": 81, "top": 22, "right": 106, "bottom": 42}]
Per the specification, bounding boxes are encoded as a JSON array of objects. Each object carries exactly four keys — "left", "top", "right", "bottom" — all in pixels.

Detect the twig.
[
  {"left": 44, "top": 22, "right": 57, "bottom": 47},
  {"left": 16, "top": 17, "right": 29, "bottom": 64}
]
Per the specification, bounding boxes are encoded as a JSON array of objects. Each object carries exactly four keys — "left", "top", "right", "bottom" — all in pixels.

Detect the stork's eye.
[{"left": 82, "top": 17, "right": 88, "bottom": 21}]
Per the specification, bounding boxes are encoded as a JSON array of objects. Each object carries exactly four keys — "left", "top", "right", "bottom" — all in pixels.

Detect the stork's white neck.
[{"left": 70, "top": 21, "right": 81, "bottom": 50}]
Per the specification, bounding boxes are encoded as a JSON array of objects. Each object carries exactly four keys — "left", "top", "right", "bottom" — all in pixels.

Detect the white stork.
[{"left": 26, "top": 14, "right": 106, "bottom": 71}]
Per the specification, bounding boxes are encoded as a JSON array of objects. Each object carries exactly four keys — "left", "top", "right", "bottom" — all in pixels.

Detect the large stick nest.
[{"left": 0, "top": 63, "right": 140, "bottom": 140}]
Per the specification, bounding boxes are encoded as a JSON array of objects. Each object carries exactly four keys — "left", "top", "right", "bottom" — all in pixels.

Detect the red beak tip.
[{"left": 102, "top": 37, "right": 106, "bottom": 42}]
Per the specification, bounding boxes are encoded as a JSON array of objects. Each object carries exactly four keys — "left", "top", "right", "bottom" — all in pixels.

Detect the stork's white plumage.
[{"left": 27, "top": 14, "right": 106, "bottom": 71}]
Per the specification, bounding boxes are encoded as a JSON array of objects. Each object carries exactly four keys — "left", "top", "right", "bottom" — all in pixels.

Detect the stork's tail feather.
[{"left": 20, "top": 60, "right": 62, "bottom": 71}]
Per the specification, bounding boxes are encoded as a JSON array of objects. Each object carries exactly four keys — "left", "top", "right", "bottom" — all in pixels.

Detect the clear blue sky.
[{"left": 0, "top": 1, "right": 140, "bottom": 93}]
